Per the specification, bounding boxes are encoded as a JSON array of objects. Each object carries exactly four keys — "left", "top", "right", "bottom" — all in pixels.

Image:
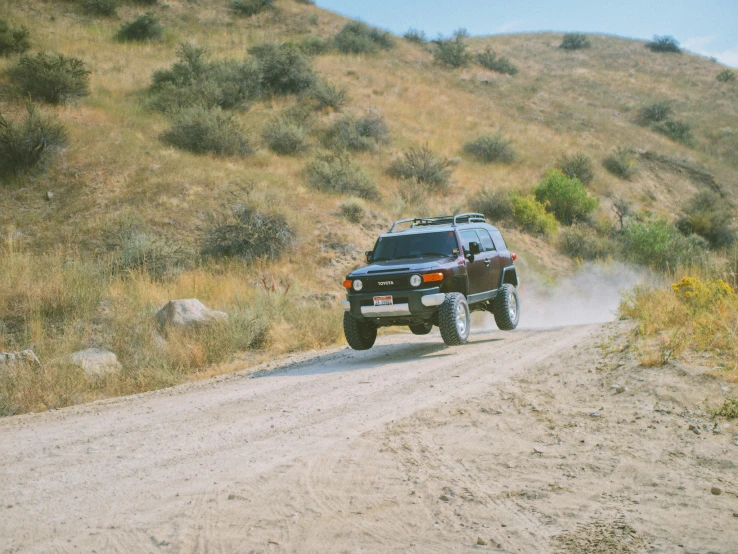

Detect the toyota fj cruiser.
[{"left": 342, "top": 213, "right": 520, "bottom": 349}]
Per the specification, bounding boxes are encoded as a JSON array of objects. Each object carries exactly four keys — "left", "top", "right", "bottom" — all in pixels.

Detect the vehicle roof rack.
[{"left": 388, "top": 213, "right": 486, "bottom": 233}]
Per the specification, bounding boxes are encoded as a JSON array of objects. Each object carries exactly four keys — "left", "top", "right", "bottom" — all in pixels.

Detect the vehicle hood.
[{"left": 348, "top": 257, "right": 452, "bottom": 277}]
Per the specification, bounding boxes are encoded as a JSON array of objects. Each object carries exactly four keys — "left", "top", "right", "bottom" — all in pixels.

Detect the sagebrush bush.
[
  {"left": 403, "top": 28, "right": 426, "bottom": 44},
  {"left": 676, "top": 191, "right": 736, "bottom": 247},
  {"left": 307, "top": 80, "right": 347, "bottom": 110},
  {"left": 557, "top": 152, "right": 594, "bottom": 185},
  {"left": 560, "top": 33, "right": 591, "bottom": 50},
  {"left": 463, "top": 134, "right": 516, "bottom": 163},
  {"left": 638, "top": 100, "right": 672, "bottom": 124},
  {"left": 510, "top": 193, "right": 559, "bottom": 235},
  {"left": 325, "top": 113, "right": 389, "bottom": 152},
  {"left": 297, "top": 37, "right": 332, "bottom": 55},
  {"left": 717, "top": 69, "right": 736, "bottom": 83},
  {"left": 82, "top": 0, "right": 119, "bottom": 16},
  {"left": 646, "top": 35, "right": 681, "bottom": 53},
  {"left": 602, "top": 148, "right": 636, "bottom": 179},
  {"left": 0, "top": 19, "right": 31, "bottom": 56},
  {"left": 334, "top": 22, "right": 394, "bottom": 54},
  {"left": 262, "top": 117, "right": 310, "bottom": 155},
  {"left": 559, "top": 225, "right": 621, "bottom": 260},
  {"left": 654, "top": 119, "right": 694, "bottom": 145},
  {"left": 305, "top": 154, "right": 378, "bottom": 200},
  {"left": 432, "top": 32, "right": 471, "bottom": 68},
  {"left": 534, "top": 169, "right": 598, "bottom": 225},
  {"left": 202, "top": 204, "right": 294, "bottom": 261},
  {"left": 117, "top": 12, "right": 163, "bottom": 41},
  {"left": 0, "top": 104, "right": 67, "bottom": 181},
  {"left": 620, "top": 218, "right": 706, "bottom": 270},
  {"left": 10, "top": 52, "right": 90, "bottom": 104},
  {"left": 161, "top": 107, "right": 253, "bottom": 156},
  {"left": 230, "top": 0, "right": 274, "bottom": 16},
  {"left": 471, "top": 187, "right": 514, "bottom": 222},
  {"left": 389, "top": 145, "right": 452, "bottom": 191},
  {"left": 339, "top": 198, "right": 366, "bottom": 223},
  {"left": 150, "top": 44, "right": 259, "bottom": 112},
  {"left": 476, "top": 47, "right": 518, "bottom": 75},
  {"left": 250, "top": 42, "right": 317, "bottom": 94},
  {"left": 111, "top": 227, "right": 190, "bottom": 280}
]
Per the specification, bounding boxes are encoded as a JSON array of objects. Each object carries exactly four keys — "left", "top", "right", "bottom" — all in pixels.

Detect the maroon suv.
[{"left": 342, "top": 213, "right": 520, "bottom": 349}]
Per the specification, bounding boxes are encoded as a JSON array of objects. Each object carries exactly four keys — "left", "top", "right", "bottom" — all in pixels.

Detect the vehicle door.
[
  {"left": 476, "top": 229, "right": 502, "bottom": 291},
  {"left": 459, "top": 230, "right": 487, "bottom": 295}
]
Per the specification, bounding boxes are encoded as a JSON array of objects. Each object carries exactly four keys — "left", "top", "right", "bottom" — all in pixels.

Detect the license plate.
[{"left": 373, "top": 295, "right": 393, "bottom": 307}]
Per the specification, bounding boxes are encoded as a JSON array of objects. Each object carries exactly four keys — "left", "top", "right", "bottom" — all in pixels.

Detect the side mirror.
[
  {"left": 365, "top": 250, "right": 374, "bottom": 263},
  {"left": 469, "top": 242, "right": 481, "bottom": 255}
]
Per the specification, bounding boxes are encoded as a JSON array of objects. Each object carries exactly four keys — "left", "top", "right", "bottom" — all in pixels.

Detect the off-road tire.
[
  {"left": 438, "top": 293, "right": 471, "bottom": 346},
  {"left": 409, "top": 322, "right": 433, "bottom": 335},
  {"left": 492, "top": 284, "right": 520, "bottom": 331},
  {"left": 343, "top": 312, "right": 377, "bottom": 350}
]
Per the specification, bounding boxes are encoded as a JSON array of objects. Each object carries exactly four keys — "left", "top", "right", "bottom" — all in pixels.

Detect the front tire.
[
  {"left": 492, "top": 284, "right": 520, "bottom": 330},
  {"left": 438, "top": 293, "right": 471, "bottom": 346},
  {"left": 343, "top": 312, "right": 377, "bottom": 350},
  {"left": 409, "top": 322, "right": 433, "bottom": 335}
]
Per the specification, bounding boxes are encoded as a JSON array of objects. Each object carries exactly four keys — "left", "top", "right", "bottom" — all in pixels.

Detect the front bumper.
[{"left": 343, "top": 287, "right": 445, "bottom": 322}]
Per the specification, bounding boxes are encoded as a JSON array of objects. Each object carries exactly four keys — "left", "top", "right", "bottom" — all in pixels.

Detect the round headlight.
[
  {"left": 353, "top": 279, "right": 363, "bottom": 291},
  {"left": 410, "top": 274, "right": 422, "bottom": 287}
]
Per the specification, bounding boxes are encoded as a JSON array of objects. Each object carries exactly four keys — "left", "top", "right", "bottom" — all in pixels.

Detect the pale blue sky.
[{"left": 315, "top": 0, "right": 738, "bottom": 67}]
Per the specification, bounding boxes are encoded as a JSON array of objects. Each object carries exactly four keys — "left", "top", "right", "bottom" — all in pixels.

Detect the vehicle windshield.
[{"left": 373, "top": 231, "right": 458, "bottom": 262}]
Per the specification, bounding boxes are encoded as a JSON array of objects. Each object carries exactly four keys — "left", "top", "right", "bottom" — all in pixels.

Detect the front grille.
[{"left": 360, "top": 275, "right": 412, "bottom": 292}]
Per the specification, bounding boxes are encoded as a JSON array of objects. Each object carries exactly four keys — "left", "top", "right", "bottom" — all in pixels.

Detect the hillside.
[{"left": 1, "top": 0, "right": 738, "bottom": 413}]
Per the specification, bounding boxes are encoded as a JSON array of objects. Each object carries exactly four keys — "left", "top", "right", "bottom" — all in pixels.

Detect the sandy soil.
[{"left": 1, "top": 323, "right": 737, "bottom": 553}]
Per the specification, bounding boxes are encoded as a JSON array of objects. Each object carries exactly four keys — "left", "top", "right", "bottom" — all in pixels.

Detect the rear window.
[
  {"left": 374, "top": 231, "right": 459, "bottom": 262},
  {"left": 490, "top": 229, "right": 508, "bottom": 251}
]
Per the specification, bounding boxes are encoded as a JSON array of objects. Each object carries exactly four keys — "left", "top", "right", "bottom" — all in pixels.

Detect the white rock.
[
  {"left": 71, "top": 348, "right": 122, "bottom": 377},
  {"left": 156, "top": 299, "right": 228, "bottom": 330}
]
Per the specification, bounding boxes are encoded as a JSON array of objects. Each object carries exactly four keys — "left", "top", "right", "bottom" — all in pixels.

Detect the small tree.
[
  {"left": 645, "top": 35, "right": 681, "bottom": 53},
  {"left": 117, "top": 12, "right": 163, "bottom": 42},
  {"left": 0, "top": 19, "right": 31, "bottom": 55},
  {"left": 557, "top": 153, "right": 594, "bottom": 185},
  {"left": 432, "top": 31, "right": 472, "bottom": 68},
  {"left": 533, "top": 169, "right": 599, "bottom": 225},
  {"left": 560, "top": 33, "right": 591, "bottom": 50},
  {"left": 10, "top": 52, "right": 90, "bottom": 104},
  {"left": 717, "top": 69, "right": 736, "bottom": 83}
]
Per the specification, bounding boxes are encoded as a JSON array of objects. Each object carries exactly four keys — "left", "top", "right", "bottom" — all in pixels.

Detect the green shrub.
[
  {"left": 557, "top": 152, "right": 594, "bottom": 185},
  {"left": 82, "top": 0, "right": 119, "bottom": 16},
  {"left": 560, "top": 33, "right": 591, "bottom": 50},
  {"left": 646, "top": 35, "right": 681, "bottom": 53},
  {"left": 9, "top": 52, "right": 90, "bottom": 104},
  {"left": 262, "top": 117, "right": 309, "bottom": 155},
  {"left": 161, "top": 107, "right": 253, "bottom": 156},
  {"left": 676, "top": 191, "right": 736, "bottom": 247},
  {"left": 714, "top": 397, "right": 738, "bottom": 419},
  {"left": 717, "top": 69, "right": 736, "bottom": 83},
  {"left": 0, "top": 19, "right": 31, "bottom": 56},
  {"left": 0, "top": 104, "right": 67, "bottom": 181},
  {"left": 463, "top": 133, "right": 516, "bottom": 163},
  {"left": 150, "top": 44, "right": 259, "bottom": 112},
  {"left": 339, "top": 198, "right": 366, "bottom": 223},
  {"left": 307, "top": 80, "right": 347, "bottom": 110},
  {"left": 654, "top": 119, "right": 694, "bottom": 145},
  {"left": 620, "top": 218, "right": 705, "bottom": 270},
  {"left": 297, "top": 37, "right": 332, "bottom": 55},
  {"left": 403, "top": 28, "right": 426, "bottom": 44},
  {"left": 250, "top": 42, "right": 317, "bottom": 94},
  {"left": 475, "top": 46, "right": 518, "bottom": 75},
  {"left": 305, "top": 154, "right": 378, "bottom": 200},
  {"left": 432, "top": 31, "right": 471, "bottom": 68},
  {"left": 111, "top": 227, "right": 190, "bottom": 280},
  {"left": 294, "top": 0, "right": 315, "bottom": 4},
  {"left": 559, "top": 225, "right": 621, "bottom": 260},
  {"left": 534, "top": 169, "right": 598, "bottom": 225},
  {"left": 334, "top": 22, "right": 394, "bottom": 54},
  {"left": 638, "top": 100, "right": 673, "bottom": 124},
  {"left": 230, "top": 0, "right": 274, "bottom": 17},
  {"left": 117, "top": 12, "right": 163, "bottom": 42},
  {"left": 471, "top": 187, "right": 514, "bottom": 222},
  {"left": 325, "top": 113, "right": 389, "bottom": 152},
  {"left": 603, "top": 148, "right": 636, "bottom": 179},
  {"left": 510, "top": 193, "right": 559, "bottom": 235},
  {"left": 388, "top": 145, "right": 452, "bottom": 191},
  {"left": 202, "top": 204, "right": 295, "bottom": 261}
]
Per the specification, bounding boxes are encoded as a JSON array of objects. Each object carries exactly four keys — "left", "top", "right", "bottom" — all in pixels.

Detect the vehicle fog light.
[
  {"left": 353, "top": 279, "right": 363, "bottom": 291},
  {"left": 410, "top": 274, "right": 422, "bottom": 287}
]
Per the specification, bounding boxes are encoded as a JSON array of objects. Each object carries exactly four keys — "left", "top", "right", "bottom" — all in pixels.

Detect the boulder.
[
  {"left": 70, "top": 348, "right": 122, "bottom": 377},
  {"left": 0, "top": 350, "right": 40, "bottom": 367},
  {"left": 155, "top": 299, "right": 228, "bottom": 330}
]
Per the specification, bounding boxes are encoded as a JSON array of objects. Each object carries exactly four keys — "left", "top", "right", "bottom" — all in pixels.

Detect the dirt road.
[{"left": 1, "top": 323, "right": 737, "bottom": 553}]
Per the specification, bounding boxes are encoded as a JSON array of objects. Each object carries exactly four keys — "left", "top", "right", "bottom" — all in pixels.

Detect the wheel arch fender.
[{"left": 499, "top": 266, "right": 518, "bottom": 288}]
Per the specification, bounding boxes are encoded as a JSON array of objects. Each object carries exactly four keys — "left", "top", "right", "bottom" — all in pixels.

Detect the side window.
[
  {"left": 477, "top": 229, "right": 496, "bottom": 252},
  {"left": 490, "top": 229, "right": 508, "bottom": 251},
  {"left": 459, "top": 230, "right": 479, "bottom": 251}
]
